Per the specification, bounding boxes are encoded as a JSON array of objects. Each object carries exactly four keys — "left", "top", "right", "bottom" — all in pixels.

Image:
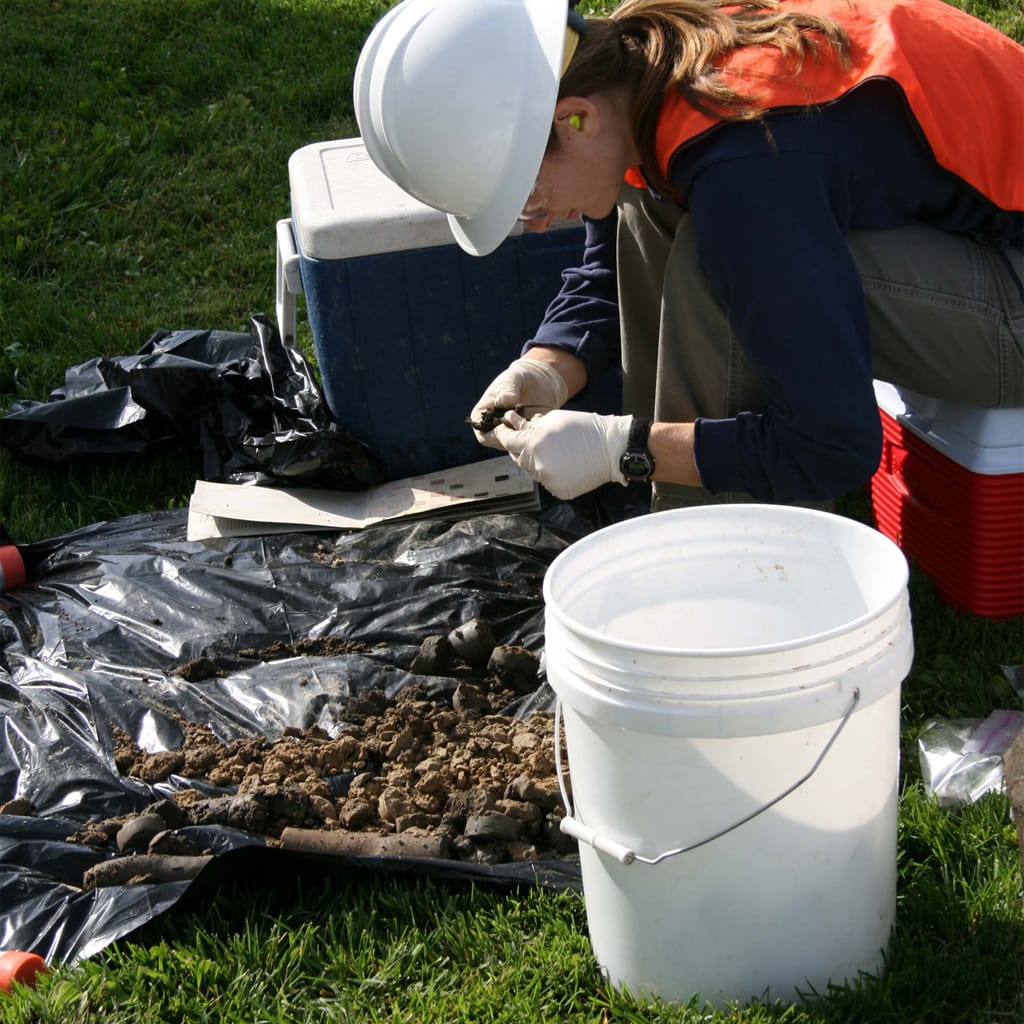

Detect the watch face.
[
  {"left": 621, "top": 418, "right": 655, "bottom": 483},
  {"left": 621, "top": 451, "right": 654, "bottom": 479}
]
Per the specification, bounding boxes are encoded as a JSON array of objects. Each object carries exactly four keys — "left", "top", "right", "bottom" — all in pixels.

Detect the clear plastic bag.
[{"left": 918, "top": 708, "right": 1024, "bottom": 807}]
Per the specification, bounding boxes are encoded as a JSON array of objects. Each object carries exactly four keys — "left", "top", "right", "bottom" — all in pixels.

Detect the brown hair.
[{"left": 559, "top": 0, "right": 850, "bottom": 198}]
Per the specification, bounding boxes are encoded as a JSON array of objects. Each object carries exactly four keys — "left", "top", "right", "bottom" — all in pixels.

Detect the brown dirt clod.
[{"left": 74, "top": 630, "right": 572, "bottom": 883}]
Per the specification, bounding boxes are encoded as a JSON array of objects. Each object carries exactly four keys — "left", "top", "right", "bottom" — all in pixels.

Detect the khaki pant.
[{"left": 615, "top": 185, "right": 1024, "bottom": 510}]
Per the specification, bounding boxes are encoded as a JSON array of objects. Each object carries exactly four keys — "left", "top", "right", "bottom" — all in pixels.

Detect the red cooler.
[{"left": 871, "top": 380, "right": 1024, "bottom": 618}]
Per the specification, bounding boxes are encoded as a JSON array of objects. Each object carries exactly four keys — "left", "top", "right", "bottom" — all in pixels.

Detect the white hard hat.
[{"left": 354, "top": 0, "right": 570, "bottom": 256}]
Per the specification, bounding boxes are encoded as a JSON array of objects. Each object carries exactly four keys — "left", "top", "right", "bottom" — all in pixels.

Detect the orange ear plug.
[{"left": 0, "top": 951, "right": 49, "bottom": 993}]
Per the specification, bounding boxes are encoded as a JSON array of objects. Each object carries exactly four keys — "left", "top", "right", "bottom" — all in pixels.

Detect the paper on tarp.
[
  {"left": 186, "top": 456, "right": 539, "bottom": 540},
  {"left": 0, "top": 488, "right": 647, "bottom": 965},
  {"left": 0, "top": 314, "right": 386, "bottom": 491}
]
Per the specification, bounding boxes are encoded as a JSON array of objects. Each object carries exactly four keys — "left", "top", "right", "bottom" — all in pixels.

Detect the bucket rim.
[{"left": 542, "top": 504, "right": 910, "bottom": 660}]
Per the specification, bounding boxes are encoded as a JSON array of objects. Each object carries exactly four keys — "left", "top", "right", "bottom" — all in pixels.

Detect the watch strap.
[{"left": 619, "top": 416, "right": 656, "bottom": 484}]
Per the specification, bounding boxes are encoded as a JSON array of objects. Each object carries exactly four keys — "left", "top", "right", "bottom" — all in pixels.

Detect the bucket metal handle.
[{"left": 554, "top": 687, "right": 861, "bottom": 866}]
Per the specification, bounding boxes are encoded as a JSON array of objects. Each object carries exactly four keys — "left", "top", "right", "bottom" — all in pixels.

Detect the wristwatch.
[{"left": 619, "top": 416, "right": 656, "bottom": 484}]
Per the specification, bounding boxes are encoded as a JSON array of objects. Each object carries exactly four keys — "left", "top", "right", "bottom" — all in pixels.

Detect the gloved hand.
[
  {"left": 492, "top": 410, "right": 632, "bottom": 500},
  {"left": 468, "top": 358, "right": 569, "bottom": 449}
]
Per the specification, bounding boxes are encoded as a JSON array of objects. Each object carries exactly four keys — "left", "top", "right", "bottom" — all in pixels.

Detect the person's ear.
[{"left": 554, "top": 96, "right": 600, "bottom": 138}]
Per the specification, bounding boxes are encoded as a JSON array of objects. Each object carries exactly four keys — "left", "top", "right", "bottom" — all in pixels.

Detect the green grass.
[
  {"left": 1, "top": 0, "right": 390, "bottom": 539},
  {"left": 2, "top": 1, "right": 1023, "bottom": 1021},
  {"left": 3, "top": 782, "right": 1023, "bottom": 1024}
]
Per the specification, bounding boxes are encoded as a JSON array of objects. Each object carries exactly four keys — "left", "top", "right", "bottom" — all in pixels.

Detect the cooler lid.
[
  {"left": 874, "top": 380, "right": 1024, "bottom": 475},
  {"left": 288, "top": 137, "right": 528, "bottom": 260}
]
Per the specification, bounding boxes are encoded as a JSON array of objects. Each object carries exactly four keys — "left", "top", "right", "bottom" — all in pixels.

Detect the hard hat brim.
[
  {"left": 446, "top": 0, "right": 568, "bottom": 256},
  {"left": 355, "top": 0, "right": 570, "bottom": 258},
  {"left": 353, "top": 0, "right": 426, "bottom": 188}
]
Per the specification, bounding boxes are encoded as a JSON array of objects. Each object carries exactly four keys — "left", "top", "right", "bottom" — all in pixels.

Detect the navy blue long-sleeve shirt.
[{"left": 526, "top": 81, "right": 1023, "bottom": 501}]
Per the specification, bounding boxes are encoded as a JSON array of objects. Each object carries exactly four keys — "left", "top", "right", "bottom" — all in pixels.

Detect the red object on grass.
[
  {"left": 0, "top": 545, "right": 25, "bottom": 591},
  {"left": 0, "top": 951, "right": 49, "bottom": 993}
]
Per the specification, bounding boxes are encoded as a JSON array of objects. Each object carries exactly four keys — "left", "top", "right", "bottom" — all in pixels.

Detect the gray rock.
[
  {"left": 148, "top": 829, "right": 201, "bottom": 857},
  {"left": 410, "top": 635, "right": 455, "bottom": 675},
  {"left": 148, "top": 798, "right": 187, "bottom": 830},
  {"left": 487, "top": 645, "right": 539, "bottom": 692},
  {"left": 452, "top": 682, "right": 490, "bottom": 715},
  {"left": 464, "top": 811, "right": 522, "bottom": 843},
  {"left": 116, "top": 813, "right": 168, "bottom": 852},
  {"left": 448, "top": 618, "right": 496, "bottom": 668}
]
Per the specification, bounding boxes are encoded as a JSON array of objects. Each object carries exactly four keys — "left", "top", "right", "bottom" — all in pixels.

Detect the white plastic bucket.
[{"left": 543, "top": 505, "right": 913, "bottom": 1008}]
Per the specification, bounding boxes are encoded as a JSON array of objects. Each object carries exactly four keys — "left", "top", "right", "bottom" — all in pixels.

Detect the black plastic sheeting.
[
  {"left": 0, "top": 492, "right": 646, "bottom": 965},
  {"left": 0, "top": 315, "right": 386, "bottom": 490}
]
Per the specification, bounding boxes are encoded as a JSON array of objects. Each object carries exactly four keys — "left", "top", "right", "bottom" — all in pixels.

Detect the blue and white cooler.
[{"left": 276, "top": 137, "right": 615, "bottom": 480}]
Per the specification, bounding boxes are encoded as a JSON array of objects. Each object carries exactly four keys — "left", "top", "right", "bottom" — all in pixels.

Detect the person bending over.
[{"left": 355, "top": 0, "right": 1023, "bottom": 507}]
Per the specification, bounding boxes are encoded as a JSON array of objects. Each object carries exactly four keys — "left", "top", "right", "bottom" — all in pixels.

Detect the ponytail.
[{"left": 560, "top": 0, "right": 850, "bottom": 198}]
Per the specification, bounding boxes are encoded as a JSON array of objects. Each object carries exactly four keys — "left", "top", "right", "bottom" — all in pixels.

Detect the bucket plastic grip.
[{"left": 555, "top": 687, "right": 861, "bottom": 867}]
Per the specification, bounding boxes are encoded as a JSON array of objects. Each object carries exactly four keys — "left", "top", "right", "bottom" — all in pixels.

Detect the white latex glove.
[
  {"left": 468, "top": 358, "right": 569, "bottom": 450},
  {"left": 492, "top": 410, "right": 632, "bottom": 500}
]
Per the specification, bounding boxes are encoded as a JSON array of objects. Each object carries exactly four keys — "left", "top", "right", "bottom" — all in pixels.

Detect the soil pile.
[{"left": 58, "top": 623, "right": 577, "bottom": 886}]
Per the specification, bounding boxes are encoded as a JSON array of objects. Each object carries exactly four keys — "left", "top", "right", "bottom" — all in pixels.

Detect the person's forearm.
[
  {"left": 522, "top": 346, "right": 589, "bottom": 400},
  {"left": 649, "top": 421, "right": 702, "bottom": 487}
]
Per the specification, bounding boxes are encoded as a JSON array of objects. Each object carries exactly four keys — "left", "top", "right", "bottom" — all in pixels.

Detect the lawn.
[{"left": 1, "top": 1, "right": 1022, "bottom": 1021}]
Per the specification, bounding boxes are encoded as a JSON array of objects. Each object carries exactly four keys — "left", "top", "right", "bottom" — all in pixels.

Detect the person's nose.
[{"left": 522, "top": 213, "right": 554, "bottom": 233}]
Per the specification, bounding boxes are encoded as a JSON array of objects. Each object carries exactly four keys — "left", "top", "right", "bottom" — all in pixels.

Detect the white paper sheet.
[{"left": 186, "top": 456, "right": 539, "bottom": 541}]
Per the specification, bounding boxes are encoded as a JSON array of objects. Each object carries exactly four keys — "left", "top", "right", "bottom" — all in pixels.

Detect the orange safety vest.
[{"left": 623, "top": 0, "right": 1024, "bottom": 211}]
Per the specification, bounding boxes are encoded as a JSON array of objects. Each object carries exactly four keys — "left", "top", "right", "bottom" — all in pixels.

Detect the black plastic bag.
[
  {"left": 0, "top": 315, "right": 386, "bottom": 490},
  {"left": 0, "top": 497, "right": 652, "bottom": 964}
]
